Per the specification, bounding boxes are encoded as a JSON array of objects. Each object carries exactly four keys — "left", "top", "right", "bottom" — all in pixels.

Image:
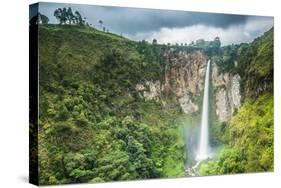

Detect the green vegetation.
[
  {"left": 38, "top": 24, "right": 185, "bottom": 185},
  {"left": 198, "top": 28, "right": 274, "bottom": 176},
  {"left": 213, "top": 28, "right": 273, "bottom": 99},
  {"left": 54, "top": 7, "right": 88, "bottom": 26},
  {"left": 34, "top": 12, "right": 273, "bottom": 184},
  {"left": 198, "top": 94, "right": 273, "bottom": 175}
]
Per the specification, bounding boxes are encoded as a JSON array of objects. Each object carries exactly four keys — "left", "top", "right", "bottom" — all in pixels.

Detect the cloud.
[
  {"left": 244, "top": 17, "right": 274, "bottom": 33},
  {"left": 38, "top": 2, "right": 250, "bottom": 35},
  {"left": 128, "top": 17, "right": 273, "bottom": 46},
  {"left": 36, "top": 2, "right": 273, "bottom": 45}
]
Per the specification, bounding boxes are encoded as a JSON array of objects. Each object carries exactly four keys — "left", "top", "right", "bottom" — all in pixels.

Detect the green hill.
[{"left": 38, "top": 24, "right": 186, "bottom": 185}]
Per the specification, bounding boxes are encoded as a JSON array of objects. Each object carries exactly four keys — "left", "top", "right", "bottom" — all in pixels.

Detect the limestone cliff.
[
  {"left": 212, "top": 63, "right": 241, "bottom": 122},
  {"left": 163, "top": 50, "right": 207, "bottom": 114},
  {"left": 136, "top": 81, "right": 162, "bottom": 102},
  {"left": 136, "top": 50, "right": 241, "bottom": 122}
]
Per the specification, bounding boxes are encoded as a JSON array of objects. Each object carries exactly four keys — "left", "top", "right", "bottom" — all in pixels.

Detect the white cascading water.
[{"left": 196, "top": 60, "right": 211, "bottom": 161}]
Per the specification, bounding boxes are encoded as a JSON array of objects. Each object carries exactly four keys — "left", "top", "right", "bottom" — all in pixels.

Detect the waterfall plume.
[{"left": 196, "top": 60, "right": 211, "bottom": 161}]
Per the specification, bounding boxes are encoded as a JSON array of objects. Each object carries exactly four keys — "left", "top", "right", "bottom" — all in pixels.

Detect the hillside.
[
  {"left": 36, "top": 24, "right": 273, "bottom": 185},
  {"left": 37, "top": 24, "right": 187, "bottom": 185}
]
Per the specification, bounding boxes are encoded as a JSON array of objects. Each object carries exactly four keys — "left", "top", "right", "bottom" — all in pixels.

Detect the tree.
[
  {"left": 195, "top": 39, "right": 206, "bottom": 48},
  {"left": 98, "top": 20, "right": 103, "bottom": 30},
  {"left": 74, "top": 11, "right": 85, "bottom": 26},
  {"left": 61, "top": 8, "right": 67, "bottom": 24},
  {"left": 54, "top": 8, "right": 87, "bottom": 26},
  {"left": 214, "top": 36, "right": 221, "bottom": 48},
  {"left": 66, "top": 7, "right": 74, "bottom": 24},
  {"left": 54, "top": 8, "right": 63, "bottom": 24},
  {"left": 39, "top": 13, "right": 49, "bottom": 24}
]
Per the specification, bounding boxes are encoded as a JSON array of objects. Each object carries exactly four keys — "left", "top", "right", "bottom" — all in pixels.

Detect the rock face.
[
  {"left": 136, "top": 50, "right": 241, "bottom": 122},
  {"left": 164, "top": 51, "right": 208, "bottom": 114},
  {"left": 136, "top": 81, "right": 162, "bottom": 101},
  {"left": 178, "top": 94, "right": 199, "bottom": 114},
  {"left": 136, "top": 50, "right": 208, "bottom": 114},
  {"left": 212, "top": 63, "right": 241, "bottom": 122}
]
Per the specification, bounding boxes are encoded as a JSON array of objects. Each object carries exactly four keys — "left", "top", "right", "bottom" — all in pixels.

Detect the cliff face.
[
  {"left": 136, "top": 80, "right": 162, "bottom": 102},
  {"left": 136, "top": 50, "right": 241, "bottom": 122},
  {"left": 212, "top": 63, "right": 241, "bottom": 122},
  {"left": 164, "top": 51, "right": 207, "bottom": 114}
]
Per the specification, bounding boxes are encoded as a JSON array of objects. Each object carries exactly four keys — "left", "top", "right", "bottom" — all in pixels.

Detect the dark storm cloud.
[
  {"left": 38, "top": 2, "right": 248, "bottom": 34},
  {"left": 35, "top": 2, "right": 273, "bottom": 45},
  {"left": 80, "top": 6, "right": 249, "bottom": 35}
]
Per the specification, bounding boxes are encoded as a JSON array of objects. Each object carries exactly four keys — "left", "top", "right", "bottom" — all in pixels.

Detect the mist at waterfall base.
[{"left": 183, "top": 60, "right": 216, "bottom": 175}]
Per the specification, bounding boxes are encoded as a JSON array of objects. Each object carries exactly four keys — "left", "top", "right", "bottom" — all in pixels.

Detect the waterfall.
[{"left": 196, "top": 60, "right": 211, "bottom": 161}]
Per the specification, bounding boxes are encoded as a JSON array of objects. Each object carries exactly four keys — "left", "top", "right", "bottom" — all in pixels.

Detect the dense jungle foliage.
[{"left": 37, "top": 25, "right": 187, "bottom": 185}]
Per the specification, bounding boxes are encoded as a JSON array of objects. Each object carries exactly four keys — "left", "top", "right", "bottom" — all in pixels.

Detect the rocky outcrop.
[
  {"left": 212, "top": 63, "right": 241, "bottom": 122},
  {"left": 163, "top": 51, "right": 208, "bottom": 114},
  {"left": 178, "top": 93, "right": 199, "bottom": 114},
  {"left": 136, "top": 50, "right": 208, "bottom": 114},
  {"left": 136, "top": 81, "right": 162, "bottom": 101},
  {"left": 231, "top": 74, "right": 241, "bottom": 109}
]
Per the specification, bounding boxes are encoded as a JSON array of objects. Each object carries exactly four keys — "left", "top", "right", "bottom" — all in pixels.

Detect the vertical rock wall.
[
  {"left": 164, "top": 51, "right": 208, "bottom": 114},
  {"left": 212, "top": 63, "right": 241, "bottom": 122},
  {"left": 136, "top": 50, "right": 241, "bottom": 122}
]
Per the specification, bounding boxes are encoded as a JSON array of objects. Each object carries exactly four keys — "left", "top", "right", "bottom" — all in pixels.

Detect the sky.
[{"left": 31, "top": 2, "right": 274, "bottom": 46}]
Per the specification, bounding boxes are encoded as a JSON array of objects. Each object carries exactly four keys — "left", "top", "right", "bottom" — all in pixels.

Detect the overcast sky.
[{"left": 32, "top": 2, "right": 274, "bottom": 46}]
